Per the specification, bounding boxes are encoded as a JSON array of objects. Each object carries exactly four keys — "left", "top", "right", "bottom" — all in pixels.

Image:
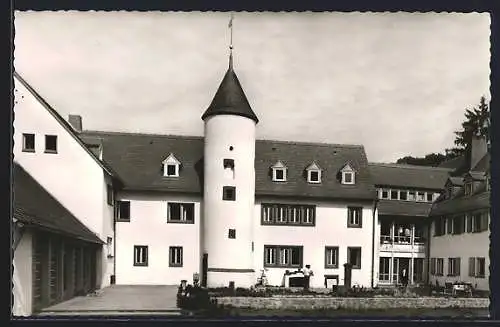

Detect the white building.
[
  {"left": 428, "top": 135, "right": 490, "bottom": 291},
  {"left": 11, "top": 53, "right": 491, "bottom": 315},
  {"left": 369, "top": 163, "right": 450, "bottom": 286},
  {"left": 13, "top": 72, "right": 120, "bottom": 315}
]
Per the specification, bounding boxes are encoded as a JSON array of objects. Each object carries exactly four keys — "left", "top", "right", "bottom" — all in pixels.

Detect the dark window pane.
[
  {"left": 223, "top": 186, "right": 236, "bottom": 201},
  {"left": 275, "top": 169, "right": 284, "bottom": 180},
  {"left": 45, "top": 135, "right": 58, "bottom": 152},
  {"left": 23, "top": 133, "right": 35, "bottom": 151},
  {"left": 169, "top": 203, "right": 181, "bottom": 220},
  {"left": 119, "top": 201, "right": 130, "bottom": 219},
  {"left": 166, "top": 165, "right": 177, "bottom": 176},
  {"left": 310, "top": 171, "right": 319, "bottom": 181}
]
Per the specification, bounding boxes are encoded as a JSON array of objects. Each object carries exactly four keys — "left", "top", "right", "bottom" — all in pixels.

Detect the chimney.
[
  {"left": 470, "top": 135, "right": 487, "bottom": 171},
  {"left": 68, "top": 115, "right": 82, "bottom": 132}
]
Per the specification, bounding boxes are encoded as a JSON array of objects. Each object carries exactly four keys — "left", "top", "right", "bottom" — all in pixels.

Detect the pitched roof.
[
  {"left": 447, "top": 176, "right": 464, "bottom": 186},
  {"left": 377, "top": 200, "right": 433, "bottom": 217},
  {"left": 13, "top": 72, "right": 117, "bottom": 180},
  {"left": 13, "top": 162, "right": 103, "bottom": 244},
  {"left": 201, "top": 56, "right": 259, "bottom": 123},
  {"left": 471, "top": 153, "right": 490, "bottom": 173},
  {"left": 430, "top": 191, "right": 490, "bottom": 216},
  {"left": 80, "top": 131, "right": 376, "bottom": 201},
  {"left": 368, "top": 163, "right": 452, "bottom": 190}
]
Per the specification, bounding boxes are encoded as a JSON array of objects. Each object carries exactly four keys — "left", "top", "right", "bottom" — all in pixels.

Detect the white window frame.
[
  {"left": 272, "top": 168, "right": 287, "bottom": 182},
  {"left": 307, "top": 170, "right": 321, "bottom": 183},
  {"left": 163, "top": 153, "right": 181, "bottom": 177},
  {"left": 390, "top": 189, "right": 399, "bottom": 200},
  {"left": 325, "top": 246, "right": 339, "bottom": 268},
  {"left": 347, "top": 207, "right": 362, "bottom": 227},
  {"left": 342, "top": 171, "right": 355, "bottom": 185},
  {"left": 167, "top": 202, "right": 195, "bottom": 223},
  {"left": 169, "top": 246, "right": 183, "bottom": 267},
  {"left": 416, "top": 191, "right": 425, "bottom": 202},
  {"left": 302, "top": 207, "right": 314, "bottom": 224},
  {"left": 134, "top": 245, "right": 148, "bottom": 266},
  {"left": 265, "top": 247, "right": 276, "bottom": 265}
]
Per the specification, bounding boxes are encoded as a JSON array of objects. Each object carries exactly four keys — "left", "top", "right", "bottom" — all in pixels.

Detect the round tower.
[{"left": 201, "top": 52, "right": 259, "bottom": 288}]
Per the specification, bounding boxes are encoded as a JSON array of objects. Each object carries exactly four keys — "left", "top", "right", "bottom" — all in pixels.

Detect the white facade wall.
[
  {"left": 12, "top": 230, "right": 33, "bottom": 316},
  {"left": 253, "top": 200, "right": 376, "bottom": 288},
  {"left": 203, "top": 115, "right": 256, "bottom": 287},
  {"left": 115, "top": 192, "right": 201, "bottom": 285},
  {"left": 13, "top": 77, "right": 114, "bottom": 289},
  {"left": 429, "top": 218, "right": 490, "bottom": 291}
]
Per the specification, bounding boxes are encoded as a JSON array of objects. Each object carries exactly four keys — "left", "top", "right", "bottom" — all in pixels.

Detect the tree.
[
  {"left": 449, "top": 96, "right": 490, "bottom": 156},
  {"left": 395, "top": 96, "right": 490, "bottom": 166}
]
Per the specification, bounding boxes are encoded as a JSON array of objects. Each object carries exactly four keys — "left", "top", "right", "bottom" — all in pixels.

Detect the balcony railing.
[{"left": 379, "top": 235, "right": 426, "bottom": 253}]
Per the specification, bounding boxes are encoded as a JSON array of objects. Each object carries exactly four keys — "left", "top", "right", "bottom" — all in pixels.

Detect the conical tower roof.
[{"left": 202, "top": 54, "right": 259, "bottom": 123}]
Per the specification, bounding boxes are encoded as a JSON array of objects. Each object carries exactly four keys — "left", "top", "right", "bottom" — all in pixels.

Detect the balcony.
[{"left": 379, "top": 235, "right": 426, "bottom": 253}]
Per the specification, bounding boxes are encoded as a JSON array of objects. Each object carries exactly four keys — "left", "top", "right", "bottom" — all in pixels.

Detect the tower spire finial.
[{"left": 228, "top": 13, "right": 234, "bottom": 69}]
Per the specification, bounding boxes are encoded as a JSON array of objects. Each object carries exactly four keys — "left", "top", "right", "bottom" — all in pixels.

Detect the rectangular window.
[
  {"left": 408, "top": 191, "right": 416, "bottom": 201},
  {"left": 22, "top": 133, "right": 35, "bottom": 152},
  {"left": 309, "top": 170, "right": 320, "bottom": 183},
  {"left": 228, "top": 229, "right": 236, "bottom": 239},
  {"left": 417, "top": 192, "right": 425, "bottom": 202},
  {"left": 288, "top": 207, "right": 300, "bottom": 224},
  {"left": 166, "top": 164, "right": 178, "bottom": 177},
  {"left": 117, "top": 201, "right": 131, "bottom": 221},
  {"left": 447, "top": 257, "right": 461, "bottom": 277},
  {"left": 476, "top": 257, "right": 486, "bottom": 278},
  {"left": 347, "top": 247, "right": 362, "bottom": 269},
  {"left": 134, "top": 246, "right": 148, "bottom": 266},
  {"left": 223, "top": 159, "right": 235, "bottom": 169},
  {"left": 436, "top": 258, "right": 444, "bottom": 276},
  {"left": 45, "top": 135, "right": 58, "bottom": 153},
  {"left": 390, "top": 190, "right": 398, "bottom": 200},
  {"left": 261, "top": 204, "right": 315, "bottom": 226},
  {"left": 399, "top": 191, "right": 407, "bottom": 201},
  {"left": 169, "top": 246, "right": 183, "bottom": 267},
  {"left": 465, "top": 183, "right": 473, "bottom": 196},
  {"left": 222, "top": 186, "right": 236, "bottom": 201},
  {"left": 325, "top": 246, "right": 339, "bottom": 268},
  {"left": 264, "top": 245, "right": 303, "bottom": 268},
  {"left": 381, "top": 189, "right": 389, "bottom": 199},
  {"left": 426, "top": 192, "right": 433, "bottom": 202},
  {"left": 347, "top": 207, "right": 362, "bottom": 228},
  {"left": 106, "top": 185, "right": 114, "bottom": 206},
  {"left": 453, "top": 215, "right": 465, "bottom": 234},
  {"left": 342, "top": 171, "right": 354, "bottom": 184},
  {"left": 107, "top": 237, "right": 113, "bottom": 258},
  {"left": 468, "top": 257, "right": 476, "bottom": 277},
  {"left": 472, "top": 212, "right": 488, "bottom": 233},
  {"left": 167, "top": 202, "right": 195, "bottom": 223},
  {"left": 446, "top": 217, "right": 454, "bottom": 234},
  {"left": 273, "top": 168, "right": 286, "bottom": 182},
  {"left": 434, "top": 217, "right": 446, "bottom": 236},
  {"left": 466, "top": 214, "right": 473, "bottom": 233}
]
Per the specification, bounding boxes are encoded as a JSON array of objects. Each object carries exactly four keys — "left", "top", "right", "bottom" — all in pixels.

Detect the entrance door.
[
  {"left": 202, "top": 253, "right": 208, "bottom": 287},
  {"left": 392, "top": 258, "right": 410, "bottom": 285}
]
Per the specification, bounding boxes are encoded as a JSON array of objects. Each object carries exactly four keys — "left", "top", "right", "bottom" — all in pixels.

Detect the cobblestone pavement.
[{"left": 38, "top": 285, "right": 180, "bottom": 315}]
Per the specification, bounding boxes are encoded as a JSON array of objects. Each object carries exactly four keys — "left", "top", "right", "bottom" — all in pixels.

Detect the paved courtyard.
[{"left": 38, "top": 285, "right": 181, "bottom": 316}]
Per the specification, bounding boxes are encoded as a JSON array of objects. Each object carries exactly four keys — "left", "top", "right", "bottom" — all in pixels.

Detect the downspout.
[{"left": 371, "top": 198, "right": 378, "bottom": 288}]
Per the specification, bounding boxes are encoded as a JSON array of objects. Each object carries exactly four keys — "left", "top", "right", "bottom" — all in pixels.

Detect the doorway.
[{"left": 392, "top": 257, "right": 410, "bottom": 285}]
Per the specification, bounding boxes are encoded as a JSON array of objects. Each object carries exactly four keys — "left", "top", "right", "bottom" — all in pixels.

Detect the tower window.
[
  {"left": 223, "top": 159, "right": 235, "bottom": 169},
  {"left": 228, "top": 229, "right": 236, "bottom": 239},
  {"left": 223, "top": 186, "right": 236, "bottom": 201},
  {"left": 22, "top": 133, "right": 35, "bottom": 152}
]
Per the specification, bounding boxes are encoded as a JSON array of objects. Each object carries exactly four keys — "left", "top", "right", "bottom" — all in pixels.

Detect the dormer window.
[
  {"left": 162, "top": 153, "right": 180, "bottom": 177},
  {"left": 464, "top": 182, "right": 473, "bottom": 196},
  {"left": 340, "top": 163, "right": 356, "bottom": 185},
  {"left": 271, "top": 161, "right": 287, "bottom": 182},
  {"left": 306, "top": 162, "right": 322, "bottom": 184}
]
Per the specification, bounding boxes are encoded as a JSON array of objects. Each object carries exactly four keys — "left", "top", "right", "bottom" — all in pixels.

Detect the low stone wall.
[{"left": 215, "top": 296, "right": 490, "bottom": 310}]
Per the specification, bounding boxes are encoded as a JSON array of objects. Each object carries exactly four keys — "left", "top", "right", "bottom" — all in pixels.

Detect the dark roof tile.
[
  {"left": 81, "top": 131, "right": 376, "bottom": 200},
  {"left": 13, "top": 162, "right": 103, "bottom": 244},
  {"left": 368, "top": 163, "right": 451, "bottom": 190}
]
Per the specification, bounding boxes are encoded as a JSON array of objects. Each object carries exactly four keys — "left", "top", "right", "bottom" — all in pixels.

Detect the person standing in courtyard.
[
  {"left": 303, "top": 265, "right": 313, "bottom": 290},
  {"left": 401, "top": 268, "right": 409, "bottom": 289}
]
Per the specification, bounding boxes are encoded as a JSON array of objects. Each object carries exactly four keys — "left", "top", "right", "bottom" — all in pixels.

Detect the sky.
[{"left": 13, "top": 11, "right": 490, "bottom": 162}]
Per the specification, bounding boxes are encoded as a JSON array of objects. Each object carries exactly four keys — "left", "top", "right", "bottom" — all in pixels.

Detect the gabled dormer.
[
  {"left": 271, "top": 160, "right": 287, "bottom": 182},
  {"left": 463, "top": 174, "right": 473, "bottom": 196},
  {"left": 306, "top": 162, "right": 322, "bottom": 184},
  {"left": 162, "top": 153, "right": 180, "bottom": 177},
  {"left": 340, "top": 163, "right": 356, "bottom": 185}
]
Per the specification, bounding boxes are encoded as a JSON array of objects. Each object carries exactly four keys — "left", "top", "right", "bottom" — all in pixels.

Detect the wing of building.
[{"left": 428, "top": 137, "right": 490, "bottom": 291}]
